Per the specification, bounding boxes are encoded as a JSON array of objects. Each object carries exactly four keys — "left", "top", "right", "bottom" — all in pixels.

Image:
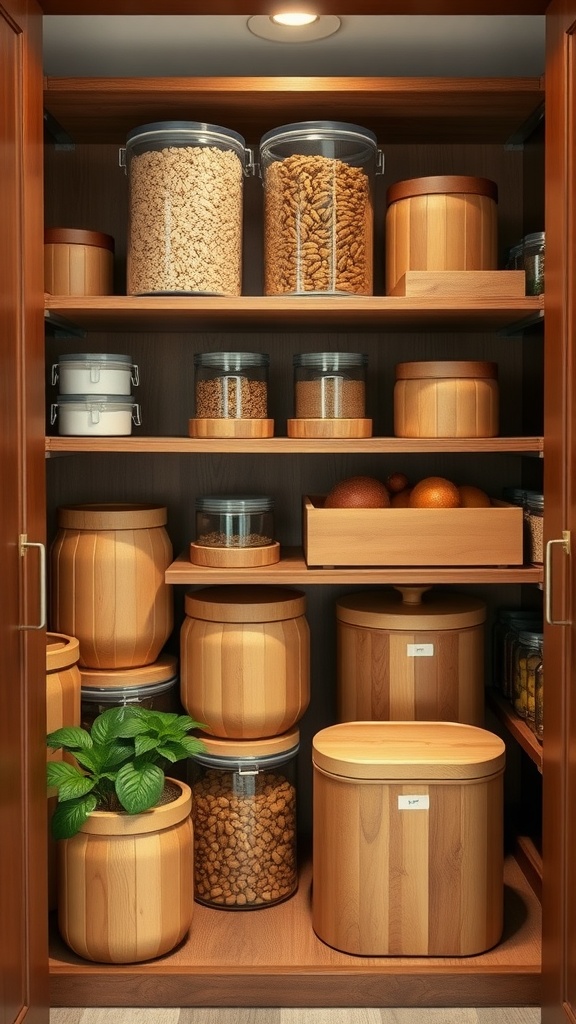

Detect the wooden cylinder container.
[
  {"left": 180, "top": 585, "right": 310, "bottom": 739},
  {"left": 44, "top": 228, "right": 114, "bottom": 295},
  {"left": 393, "top": 360, "right": 499, "bottom": 438},
  {"left": 50, "top": 504, "right": 174, "bottom": 670},
  {"left": 337, "top": 586, "right": 486, "bottom": 726},
  {"left": 312, "top": 721, "right": 505, "bottom": 956},
  {"left": 385, "top": 175, "right": 498, "bottom": 295}
]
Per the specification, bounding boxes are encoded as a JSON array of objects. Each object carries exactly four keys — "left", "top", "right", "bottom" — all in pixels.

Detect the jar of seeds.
[
  {"left": 526, "top": 493, "right": 544, "bottom": 564},
  {"left": 190, "top": 352, "right": 273, "bottom": 439},
  {"left": 190, "top": 495, "right": 279, "bottom": 567}
]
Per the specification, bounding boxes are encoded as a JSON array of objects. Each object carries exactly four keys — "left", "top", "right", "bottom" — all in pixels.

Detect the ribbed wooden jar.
[
  {"left": 50, "top": 504, "right": 173, "bottom": 670},
  {"left": 394, "top": 360, "right": 499, "bottom": 438},
  {"left": 44, "top": 228, "right": 114, "bottom": 295},
  {"left": 337, "top": 586, "right": 486, "bottom": 727},
  {"left": 385, "top": 175, "right": 498, "bottom": 295},
  {"left": 180, "top": 585, "right": 310, "bottom": 739},
  {"left": 57, "top": 779, "right": 193, "bottom": 964},
  {"left": 312, "top": 721, "right": 505, "bottom": 956}
]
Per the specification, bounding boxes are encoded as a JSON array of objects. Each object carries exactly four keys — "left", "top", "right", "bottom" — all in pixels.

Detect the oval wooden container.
[
  {"left": 312, "top": 721, "right": 505, "bottom": 957},
  {"left": 393, "top": 360, "right": 499, "bottom": 438},
  {"left": 337, "top": 586, "right": 486, "bottom": 727},
  {"left": 180, "top": 585, "right": 310, "bottom": 739},
  {"left": 50, "top": 504, "right": 174, "bottom": 670},
  {"left": 286, "top": 418, "right": 373, "bottom": 439},
  {"left": 44, "top": 227, "right": 114, "bottom": 296},
  {"left": 57, "top": 778, "right": 193, "bottom": 964},
  {"left": 385, "top": 175, "right": 498, "bottom": 295}
]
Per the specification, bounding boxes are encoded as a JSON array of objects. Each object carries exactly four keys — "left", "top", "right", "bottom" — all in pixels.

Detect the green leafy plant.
[{"left": 47, "top": 705, "right": 205, "bottom": 840}]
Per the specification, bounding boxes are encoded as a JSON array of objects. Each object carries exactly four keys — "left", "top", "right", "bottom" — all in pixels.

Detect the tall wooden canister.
[
  {"left": 312, "top": 721, "right": 505, "bottom": 956},
  {"left": 180, "top": 585, "right": 310, "bottom": 739},
  {"left": 385, "top": 175, "right": 498, "bottom": 295},
  {"left": 337, "top": 586, "right": 486, "bottom": 726},
  {"left": 50, "top": 503, "right": 173, "bottom": 669}
]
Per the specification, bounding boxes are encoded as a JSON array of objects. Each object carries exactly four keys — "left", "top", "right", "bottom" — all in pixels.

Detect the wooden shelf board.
[
  {"left": 39, "top": 4, "right": 549, "bottom": 19},
  {"left": 48, "top": 855, "right": 540, "bottom": 1008},
  {"left": 165, "top": 547, "right": 544, "bottom": 585},
  {"left": 44, "top": 294, "right": 544, "bottom": 334},
  {"left": 45, "top": 435, "right": 544, "bottom": 455},
  {"left": 486, "top": 689, "right": 543, "bottom": 772}
]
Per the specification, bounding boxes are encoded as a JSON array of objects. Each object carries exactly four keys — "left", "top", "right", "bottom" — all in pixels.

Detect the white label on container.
[
  {"left": 398, "top": 795, "right": 430, "bottom": 811},
  {"left": 407, "top": 643, "right": 434, "bottom": 657}
]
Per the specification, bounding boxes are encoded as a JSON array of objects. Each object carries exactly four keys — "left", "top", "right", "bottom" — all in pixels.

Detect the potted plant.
[{"left": 47, "top": 705, "right": 205, "bottom": 964}]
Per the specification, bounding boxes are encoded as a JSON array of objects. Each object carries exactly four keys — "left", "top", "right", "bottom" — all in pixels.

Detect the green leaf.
[
  {"left": 172, "top": 714, "right": 206, "bottom": 735},
  {"left": 46, "top": 726, "right": 93, "bottom": 753},
  {"left": 134, "top": 734, "right": 162, "bottom": 757},
  {"left": 100, "top": 739, "right": 136, "bottom": 770},
  {"left": 115, "top": 762, "right": 165, "bottom": 814},
  {"left": 90, "top": 705, "right": 147, "bottom": 745},
  {"left": 50, "top": 793, "right": 99, "bottom": 840},
  {"left": 47, "top": 760, "right": 86, "bottom": 789},
  {"left": 156, "top": 741, "right": 192, "bottom": 762},
  {"left": 179, "top": 736, "right": 207, "bottom": 757},
  {"left": 70, "top": 748, "right": 101, "bottom": 773}
]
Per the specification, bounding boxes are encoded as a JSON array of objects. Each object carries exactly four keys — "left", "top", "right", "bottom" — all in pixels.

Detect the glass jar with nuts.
[{"left": 189, "top": 732, "right": 299, "bottom": 910}]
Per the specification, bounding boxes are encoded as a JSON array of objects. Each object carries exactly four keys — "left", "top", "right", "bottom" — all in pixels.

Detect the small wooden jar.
[
  {"left": 180, "top": 585, "right": 310, "bottom": 739},
  {"left": 312, "top": 721, "right": 505, "bottom": 956},
  {"left": 385, "top": 175, "right": 498, "bottom": 295},
  {"left": 337, "top": 586, "right": 486, "bottom": 727},
  {"left": 44, "top": 228, "right": 114, "bottom": 295},
  {"left": 394, "top": 360, "right": 499, "bottom": 437}
]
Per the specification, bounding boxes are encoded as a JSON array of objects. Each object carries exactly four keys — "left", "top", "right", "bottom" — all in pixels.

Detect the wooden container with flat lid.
[
  {"left": 394, "top": 359, "right": 499, "bottom": 438},
  {"left": 180, "top": 586, "right": 310, "bottom": 740},
  {"left": 337, "top": 586, "right": 486, "bottom": 726},
  {"left": 312, "top": 720, "right": 505, "bottom": 957}
]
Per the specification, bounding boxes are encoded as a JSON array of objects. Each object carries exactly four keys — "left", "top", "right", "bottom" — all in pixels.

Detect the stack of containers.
[
  {"left": 50, "top": 352, "right": 140, "bottom": 436},
  {"left": 180, "top": 585, "right": 310, "bottom": 909}
]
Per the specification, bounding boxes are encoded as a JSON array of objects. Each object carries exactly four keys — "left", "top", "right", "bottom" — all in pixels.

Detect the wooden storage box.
[
  {"left": 394, "top": 360, "right": 499, "bottom": 438},
  {"left": 312, "top": 720, "right": 505, "bottom": 956},
  {"left": 303, "top": 495, "right": 524, "bottom": 567},
  {"left": 44, "top": 228, "right": 114, "bottom": 295}
]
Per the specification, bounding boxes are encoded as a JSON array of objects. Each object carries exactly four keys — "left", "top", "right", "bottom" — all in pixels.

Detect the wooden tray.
[{"left": 389, "top": 270, "right": 526, "bottom": 298}]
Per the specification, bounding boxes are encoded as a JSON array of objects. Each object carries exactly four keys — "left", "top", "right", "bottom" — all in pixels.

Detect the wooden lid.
[
  {"left": 386, "top": 175, "right": 498, "bottom": 205},
  {"left": 44, "top": 227, "right": 115, "bottom": 251},
  {"left": 312, "top": 722, "right": 505, "bottom": 781},
  {"left": 57, "top": 503, "right": 167, "bottom": 530},
  {"left": 185, "top": 585, "right": 306, "bottom": 622},
  {"left": 197, "top": 728, "right": 300, "bottom": 760},
  {"left": 336, "top": 587, "right": 486, "bottom": 630},
  {"left": 395, "top": 361, "right": 498, "bottom": 381},
  {"left": 46, "top": 632, "right": 80, "bottom": 672},
  {"left": 79, "top": 653, "right": 178, "bottom": 690}
]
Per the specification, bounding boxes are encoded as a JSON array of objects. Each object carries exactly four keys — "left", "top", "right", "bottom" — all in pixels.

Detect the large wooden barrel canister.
[
  {"left": 180, "top": 585, "right": 310, "bottom": 739},
  {"left": 50, "top": 504, "right": 173, "bottom": 670}
]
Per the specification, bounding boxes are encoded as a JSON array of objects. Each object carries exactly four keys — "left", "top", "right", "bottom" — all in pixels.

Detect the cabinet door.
[{"left": 0, "top": 0, "right": 48, "bottom": 1021}]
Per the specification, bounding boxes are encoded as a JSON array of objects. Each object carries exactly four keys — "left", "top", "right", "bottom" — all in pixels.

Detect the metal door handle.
[
  {"left": 545, "top": 532, "right": 571, "bottom": 626},
  {"left": 19, "top": 536, "right": 46, "bottom": 630}
]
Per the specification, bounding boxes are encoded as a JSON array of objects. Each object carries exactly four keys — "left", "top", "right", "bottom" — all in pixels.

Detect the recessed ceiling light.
[{"left": 247, "top": 15, "right": 341, "bottom": 43}]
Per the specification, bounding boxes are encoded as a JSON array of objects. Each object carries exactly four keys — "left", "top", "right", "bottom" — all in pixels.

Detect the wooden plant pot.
[{"left": 57, "top": 779, "right": 193, "bottom": 963}]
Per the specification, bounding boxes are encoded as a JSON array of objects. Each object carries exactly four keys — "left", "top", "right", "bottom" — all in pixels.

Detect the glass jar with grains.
[
  {"left": 189, "top": 732, "right": 299, "bottom": 909},
  {"left": 193, "top": 352, "right": 269, "bottom": 420},
  {"left": 194, "top": 495, "right": 275, "bottom": 550},
  {"left": 526, "top": 493, "right": 544, "bottom": 565},
  {"left": 293, "top": 352, "right": 368, "bottom": 419},
  {"left": 513, "top": 630, "right": 543, "bottom": 721}
]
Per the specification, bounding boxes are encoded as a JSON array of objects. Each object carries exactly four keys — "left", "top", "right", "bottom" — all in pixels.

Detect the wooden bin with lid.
[
  {"left": 312, "top": 720, "right": 505, "bottom": 957},
  {"left": 337, "top": 586, "right": 486, "bottom": 727},
  {"left": 44, "top": 228, "right": 114, "bottom": 295},
  {"left": 180, "top": 585, "right": 310, "bottom": 740},
  {"left": 385, "top": 175, "right": 498, "bottom": 295},
  {"left": 394, "top": 360, "right": 499, "bottom": 438}
]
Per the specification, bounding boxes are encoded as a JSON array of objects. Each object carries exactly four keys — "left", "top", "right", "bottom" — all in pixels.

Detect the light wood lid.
[
  {"left": 386, "top": 175, "right": 498, "bottom": 205},
  {"left": 57, "top": 503, "right": 167, "bottom": 529},
  {"left": 46, "top": 632, "right": 80, "bottom": 672},
  {"left": 79, "top": 653, "right": 178, "bottom": 690},
  {"left": 312, "top": 721, "right": 505, "bottom": 780},
  {"left": 185, "top": 585, "right": 306, "bottom": 622},
  {"left": 395, "top": 361, "right": 498, "bottom": 381},
  {"left": 197, "top": 728, "right": 300, "bottom": 760},
  {"left": 336, "top": 587, "right": 486, "bottom": 630},
  {"left": 44, "top": 227, "right": 115, "bottom": 251}
]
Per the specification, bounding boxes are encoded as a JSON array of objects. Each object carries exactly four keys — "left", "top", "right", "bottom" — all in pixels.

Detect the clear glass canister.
[
  {"left": 195, "top": 495, "right": 274, "bottom": 548},
  {"left": 190, "top": 732, "right": 299, "bottom": 909},
  {"left": 293, "top": 352, "right": 367, "bottom": 419},
  {"left": 535, "top": 658, "right": 544, "bottom": 739},
  {"left": 259, "top": 121, "right": 383, "bottom": 296},
  {"left": 492, "top": 608, "right": 542, "bottom": 696},
  {"left": 194, "top": 352, "right": 269, "bottom": 419},
  {"left": 523, "top": 231, "right": 545, "bottom": 295},
  {"left": 513, "top": 630, "right": 543, "bottom": 719},
  {"left": 123, "top": 121, "right": 251, "bottom": 296},
  {"left": 526, "top": 493, "right": 544, "bottom": 564}
]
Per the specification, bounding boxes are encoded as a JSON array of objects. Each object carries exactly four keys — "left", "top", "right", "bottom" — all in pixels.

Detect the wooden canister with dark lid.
[
  {"left": 385, "top": 175, "right": 498, "bottom": 294},
  {"left": 336, "top": 585, "right": 486, "bottom": 726}
]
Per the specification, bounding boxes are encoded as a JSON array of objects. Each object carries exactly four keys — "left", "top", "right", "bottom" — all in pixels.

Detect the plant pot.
[{"left": 57, "top": 778, "right": 193, "bottom": 963}]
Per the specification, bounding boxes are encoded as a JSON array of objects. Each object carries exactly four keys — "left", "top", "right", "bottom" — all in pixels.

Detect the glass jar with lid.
[
  {"left": 189, "top": 731, "right": 299, "bottom": 909},
  {"left": 493, "top": 608, "right": 542, "bottom": 696},
  {"left": 288, "top": 352, "right": 371, "bottom": 438},
  {"left": 535, "top": 659, "right": 544, "bottom": 740},
  {"left": 523, "top": 231, "right": 545, "bottom": 295},
  {"left": 513, "top": 630, "right": 543, "bottom": 719},
  {"left": 190, "top": 352, "right": 273, "bottom": 439},
  {"left": 190, "top": 495, "right": 279, "bottom": 567},
  {"left": 526, "top": 493, "right": 544, "bottom": 565}
]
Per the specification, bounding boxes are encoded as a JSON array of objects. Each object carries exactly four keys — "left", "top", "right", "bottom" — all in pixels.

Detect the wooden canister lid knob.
[{"left": 393, "top": 585, "right": 432, "bottom": 606}]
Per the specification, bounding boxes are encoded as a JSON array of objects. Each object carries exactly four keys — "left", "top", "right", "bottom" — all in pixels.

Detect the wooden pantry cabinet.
[{"left": 4, "top": 0, "right": 576, "bottom": 1021}]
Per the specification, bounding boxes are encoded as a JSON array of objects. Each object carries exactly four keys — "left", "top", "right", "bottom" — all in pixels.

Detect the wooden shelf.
[
  {"left": 42, "top": 75, "right": 544, "bottom": 145},
  {"left": 44, "top": 294, "right": 544, "bottom": 334},
  {"left": 45, "top": 435, "right": 544, "bottom": 455},
  {"left": 165, "top": 547, "right": 544, "bottom": 585},
  {"left": 486, "top": 689, "right": 543, "bottom": 771}
]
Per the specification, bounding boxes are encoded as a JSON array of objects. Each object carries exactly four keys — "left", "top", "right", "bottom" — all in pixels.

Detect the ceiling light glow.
[
  {"left": 271, "top": 13, "right": 319, "bottom": 27},
  {"left": 247, "top": 14, "right": 341, "bottom": 43}
]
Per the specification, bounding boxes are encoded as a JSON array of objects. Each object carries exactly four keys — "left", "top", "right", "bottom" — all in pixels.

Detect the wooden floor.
[{"left": 50, "top": 1008, "right": 541, "bottom": 1023}]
